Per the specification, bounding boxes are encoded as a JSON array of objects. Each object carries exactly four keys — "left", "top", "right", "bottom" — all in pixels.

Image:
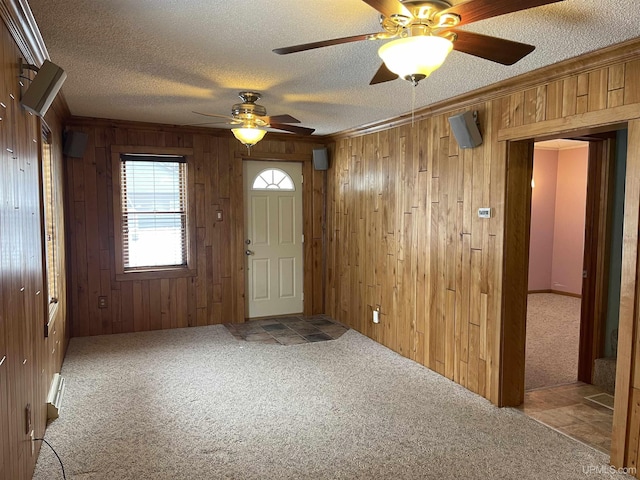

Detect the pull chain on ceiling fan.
[{"left": 274, "top": 0, "right": 565, "bottom": 86}]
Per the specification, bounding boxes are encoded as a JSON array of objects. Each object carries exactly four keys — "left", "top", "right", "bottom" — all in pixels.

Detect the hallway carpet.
[{"left": 526, "top": 293, "right": 581, "bottom": 391}]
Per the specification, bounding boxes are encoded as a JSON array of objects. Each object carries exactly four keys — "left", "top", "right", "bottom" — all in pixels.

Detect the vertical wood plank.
[
  {"left": 445, "top": 289, "right": 456, "bottom": 380},
  {"left": 511, "top": 91, "right": 525, "bottom": 127},
  {"left": 624, "top": 60, "right": 640, "bottom": 105},
  {"left": 468, "top": 324, "right": 480, "bottom": 393},
  {"left": 545, "top": 80, "right": 563, "bottom": 121},
  {"left": 148, "top": 279, "right": 162, "bottom": 330},
  {"left": 588, "top": 68, "right": 609, "bottom": 112},
  {"left": 562, "top": 77, "right": 578, "bottom": 117},
  {"left": 535, "top": 85, "right": 547, "bottom": 123},
  {"left": 577, "top": 73, "right": 590, "bottom": 96},
  {"left": 609, "top": 64, "right": 625, "bottom": 90}
]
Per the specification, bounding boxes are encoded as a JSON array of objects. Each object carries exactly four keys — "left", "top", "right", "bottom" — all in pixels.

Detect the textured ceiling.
[{"left": 27, "top": 0, "right": 640, "bottom": 136}]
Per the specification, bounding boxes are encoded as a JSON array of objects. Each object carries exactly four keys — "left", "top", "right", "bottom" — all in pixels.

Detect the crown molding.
[
  {"left": 66, "top": 115, "right": 331, "bottom": 145},
  {"left": 0, "top": 0, "right": 48, "bottom": 65},
  {"left": 329, "top": 37, "right": 640, "bottom": 141}
]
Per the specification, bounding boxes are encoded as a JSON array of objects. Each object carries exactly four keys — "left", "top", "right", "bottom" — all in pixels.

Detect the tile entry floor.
[
  {"left": 225, "top": 315, "right": 349, "bottom": 346},
  {"left": 517, "top": 382, "right": 614, "bottom": 454}
]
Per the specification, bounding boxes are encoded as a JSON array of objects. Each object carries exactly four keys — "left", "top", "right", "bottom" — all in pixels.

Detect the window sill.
[{"left": 115, "top": 266, "right": 196, "bottom": 282}]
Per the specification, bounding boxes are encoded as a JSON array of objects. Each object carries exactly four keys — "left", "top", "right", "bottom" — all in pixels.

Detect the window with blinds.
[
  {"left": 42, "top": 128, "right": 58, "bottom": 311},
  {"left": 119, "top": 154, "right": 188, "bottom": 270}
]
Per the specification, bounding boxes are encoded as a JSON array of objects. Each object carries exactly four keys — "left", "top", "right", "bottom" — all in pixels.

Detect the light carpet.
[
  {"left": 526, "top": 293, "right": 581, "bottom": 391},
  {"left": 34, "top": 324, "right": 624, "bottom": 479}
]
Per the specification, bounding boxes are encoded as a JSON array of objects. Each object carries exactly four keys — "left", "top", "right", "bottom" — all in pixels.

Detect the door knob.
[{"left": 245, "top": 249, "right": 254, "bottom": 256}]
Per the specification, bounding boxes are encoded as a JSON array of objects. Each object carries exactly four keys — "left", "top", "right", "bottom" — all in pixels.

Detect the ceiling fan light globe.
[
  {"left": 378, "top": 35, "right": 453, "bottom": 84},
  {"left": 231, "top": 127, "right": 267, "bottom": 146}
]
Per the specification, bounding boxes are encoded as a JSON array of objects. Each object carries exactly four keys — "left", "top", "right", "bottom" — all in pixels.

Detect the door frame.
[
  {"left": 578, "top": 135, "right": 617, "bottom": 383},
  {"left": 235, "top": 151, "right": 315, "bottom": 318},
  {"left": 500, "top": 140, "right": 534, "bottom": 406},
  {"left": 500, "top": 131, "right": 619, "bottom": 407}
]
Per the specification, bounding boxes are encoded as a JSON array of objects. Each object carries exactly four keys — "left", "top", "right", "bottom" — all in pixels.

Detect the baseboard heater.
[{"left": 47, "top": 373, "right": 65, "bottom": 420}]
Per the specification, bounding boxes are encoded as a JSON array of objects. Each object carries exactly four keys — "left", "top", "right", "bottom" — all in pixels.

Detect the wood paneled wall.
[
  {"left": 64, "top": 118, "right": 326, "bottom": 337},
  {"left": 326, "top": 40, "right": 640, "bottom": 474},
  {"left": 0, "top": 9, "right": 69, "bottom": 480},
  {"left": 327, "top": 105, "right": 502, "bottom": 402}
]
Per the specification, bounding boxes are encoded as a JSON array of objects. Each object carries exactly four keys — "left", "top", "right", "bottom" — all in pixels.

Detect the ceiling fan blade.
[
  {"left": 184, "top": 121, "right": 230, "bottom": 126},
  {"left": 439, "top": 0, "right": 564, "bottom": 27},
  {"left": 192, "top": 111, "right": 235, "bottom": 121},
  {"left": 362, "top": 0, "right": 412, "bottom": 19},
  {"left": 264, "top": 114, "right": 301, "bottom": 124},
  {"left": 450, "top": 30, "right": 535, "bottom": 65},
  {"left": 370, "top": 63, "right": 398, "bottom": 85},
  {"left": 273, "top": 32, "right": 380, "bottom": 55},
  {"left": 269, "top": 123, "right": 315, "bottom": 135}
]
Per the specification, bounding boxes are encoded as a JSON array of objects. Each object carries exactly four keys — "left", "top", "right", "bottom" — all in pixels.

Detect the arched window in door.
[{"left": 251, "top": 168, "right": 295, "bottom": 191}]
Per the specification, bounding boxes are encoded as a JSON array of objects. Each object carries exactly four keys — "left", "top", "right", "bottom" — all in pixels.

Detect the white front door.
[{"left": 244, "top": 161, "right": 303, "bottom": 318}]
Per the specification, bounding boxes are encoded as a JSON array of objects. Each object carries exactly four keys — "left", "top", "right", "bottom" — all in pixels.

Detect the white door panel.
[
  {"left": 278, "top": 257, "right": 296, "bottom": 298},
  {"left": 252, "top": 258, "right": 270, "bottom": 301},
  {"left": 244, "top": 161, "right": 303, "bottom": 318},
  {"left": 278, "top": 197, "right": 295, "bottom": 245},
  {"left": 251, "top": 197, "right": 270, "bottom": 246}
]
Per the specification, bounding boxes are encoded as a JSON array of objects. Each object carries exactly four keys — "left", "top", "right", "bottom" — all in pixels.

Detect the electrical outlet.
[{"left": 98, "top": 296, "right": 108, "bottom": 308}]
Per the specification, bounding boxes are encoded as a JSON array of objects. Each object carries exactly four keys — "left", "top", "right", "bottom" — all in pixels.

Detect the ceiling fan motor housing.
[
  {"left": 232, "top": 102, "right": 267, "bottom": 118},
  {"left": 231, "top": 91, "right": 267, "bottom": 125},
  {"left": 382, "top": 0, "right": 459, "bottom": 32}
]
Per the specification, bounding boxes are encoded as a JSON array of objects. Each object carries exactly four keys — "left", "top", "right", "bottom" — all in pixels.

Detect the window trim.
[{"left": 111, "top": 146, "right": 196, "bottom": 281}]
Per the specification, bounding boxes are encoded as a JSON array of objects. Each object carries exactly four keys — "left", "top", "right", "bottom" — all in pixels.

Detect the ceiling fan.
[
  {"left": 274, "top": 0, "right": 565, "bottom": 86},
  {"left": 193, "top": 91, "right": 315, "bottom": 150}
]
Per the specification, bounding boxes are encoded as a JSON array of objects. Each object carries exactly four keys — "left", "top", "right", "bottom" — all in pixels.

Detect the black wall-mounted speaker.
[
  {"left": 312, "top": 147, "right": 329, "bottom": 170},
  {"left": 448, "top": 110, "right": 483, "bottom": 149},
  {"left": 21, "top": 60, "right": 67, "bottom": 117},
  {"left": 63, "top": 131, "right": 88, "bottom": 158}
]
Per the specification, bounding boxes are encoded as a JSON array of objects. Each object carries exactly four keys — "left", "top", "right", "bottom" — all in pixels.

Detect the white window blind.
[
  {"left": 42, "top": 128, "right": 58, "bottom": 307},
  {"left": 120, "top": 154, "right": 187, "bottom": 270}
]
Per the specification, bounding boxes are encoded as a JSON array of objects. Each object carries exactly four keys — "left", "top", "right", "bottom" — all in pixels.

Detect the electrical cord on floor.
[{"left": 34, "top": 438, "right": 67, "bottom": 479}]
